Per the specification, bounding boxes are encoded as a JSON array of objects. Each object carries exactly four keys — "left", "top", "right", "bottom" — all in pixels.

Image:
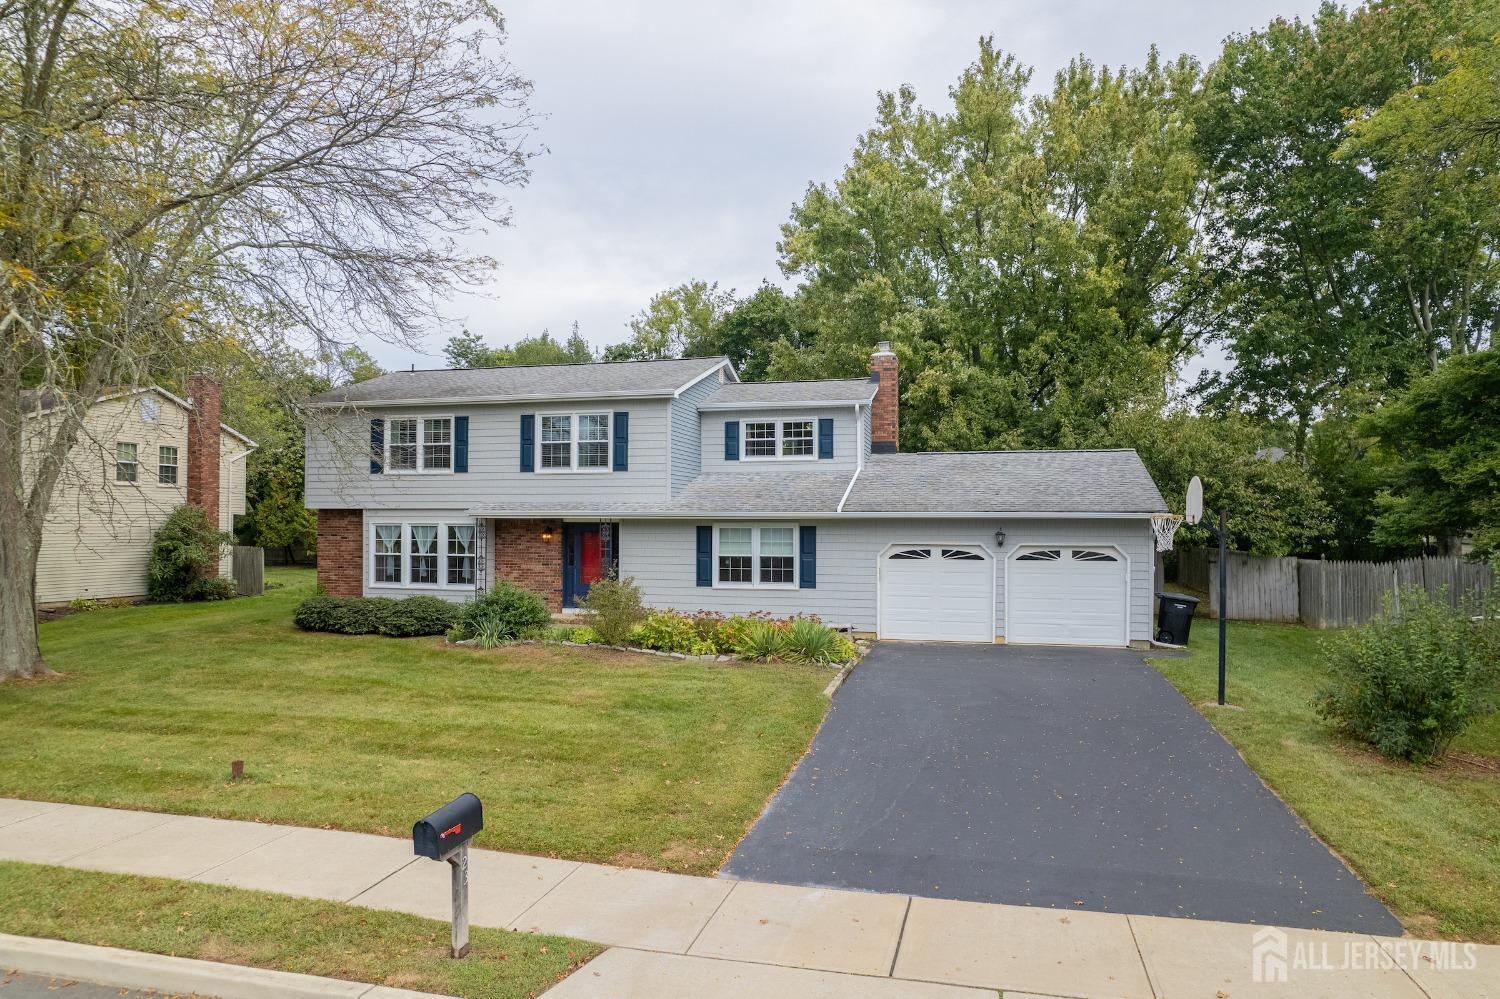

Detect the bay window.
[
  {"left": 369, "top": 519, "right": 477, "bottom": 588},
  {"left": 715, "top": 524, "right": 798, "bottom": 588}
]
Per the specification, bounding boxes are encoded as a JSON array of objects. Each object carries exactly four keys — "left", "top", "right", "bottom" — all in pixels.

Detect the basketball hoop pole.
[{"left": 1211, "top": 509, "right": 1227, "bottom": 706}]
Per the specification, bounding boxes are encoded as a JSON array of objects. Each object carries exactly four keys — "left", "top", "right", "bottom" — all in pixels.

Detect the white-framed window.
[
  {"left": 447, "top": 525, "right": 476, "bottom": 585},
  {"left": 158, "top": 446, "right": 179, "bottom": 486},
  {"left": 115, "top": 442, "right": 138, "bottom": 483},
  {"left": 385, "top": 416, "right": 453, "bottom": 473},
  {"left": 369, "top": 519, "right": 477, "bottom": 589},
  {"left": 715, "top": 524, "right": 798, "bottom": 588},
  {"left": 740, "top": 419, "right": 816, "bottom": 461},
  {"left": 537, "top": 412, "right": 611, "bottom": 472}
]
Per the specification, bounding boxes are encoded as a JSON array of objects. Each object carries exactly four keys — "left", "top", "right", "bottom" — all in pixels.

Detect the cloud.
[{"left": 370, "top": 0, "right": 1323, "bottom": 370}]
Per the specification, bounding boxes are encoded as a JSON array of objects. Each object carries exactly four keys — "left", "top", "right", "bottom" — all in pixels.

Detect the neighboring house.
[
  {"left": 304, "top": 346, "right": 1168, "bottom": 647},
  {"left": 22, "top": 376, "right": 256, "bottom": 604}
]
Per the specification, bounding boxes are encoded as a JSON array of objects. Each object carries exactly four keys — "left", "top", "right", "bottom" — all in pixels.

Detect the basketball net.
[{"left": 1152, "top": 513, "right": 1184, "bottom": 552}]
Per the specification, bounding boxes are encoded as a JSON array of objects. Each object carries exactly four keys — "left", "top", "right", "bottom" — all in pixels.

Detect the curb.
[{"left": 0, "top": 933, "right": 457, "bottom": 999}]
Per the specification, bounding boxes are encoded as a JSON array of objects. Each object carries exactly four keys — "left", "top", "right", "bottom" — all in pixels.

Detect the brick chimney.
[
  {"left": 186, "top": 374, "right": 222, "bottom": 554},
  {"left": 869, "top": 342, "right": 898, "bottom": 453}
]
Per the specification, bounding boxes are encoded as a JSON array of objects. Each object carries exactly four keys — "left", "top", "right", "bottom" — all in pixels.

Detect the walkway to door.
[{"left": 723, "top": 643, "right": 1402, "bottom": 934}]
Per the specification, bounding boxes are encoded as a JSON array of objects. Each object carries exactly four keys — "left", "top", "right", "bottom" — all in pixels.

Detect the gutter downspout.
[{"left": 836, "top": 402, "right": 864, "bottom": 513}]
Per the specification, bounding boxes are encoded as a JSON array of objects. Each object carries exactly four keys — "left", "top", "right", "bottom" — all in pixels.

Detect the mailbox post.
[{"left": 413, "top": 793, "right": 483, "bottom": 958}]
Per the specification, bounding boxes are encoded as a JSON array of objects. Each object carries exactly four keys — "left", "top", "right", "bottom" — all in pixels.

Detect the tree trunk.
[{"left": 0, "top": 509, "right": 50, "bottom": 681}]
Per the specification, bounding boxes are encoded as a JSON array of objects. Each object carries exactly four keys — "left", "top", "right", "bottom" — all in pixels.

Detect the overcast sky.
[{"left": 375, "top": 0, "right": 1323, "bottom": 372}]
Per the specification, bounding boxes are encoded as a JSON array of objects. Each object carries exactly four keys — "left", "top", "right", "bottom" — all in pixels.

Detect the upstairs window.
[
  {"left": 385, "top": 416, "right": 453, "bottom": 473},
  {"left": 741, "top": 419, "right": 816, "bottom": 461},
  {"left": 115, "top": 442, "right": 138, "bottom": 483},
  {"left": 158, "top": 446, "right": 179, "bottom": 485},
  {"left": 538, "top": 412, "right": 610, "bottom": 472}
]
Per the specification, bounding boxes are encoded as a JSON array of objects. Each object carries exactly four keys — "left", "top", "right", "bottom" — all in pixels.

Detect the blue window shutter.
[
  {"left": 453, "top": 416, "right": 469, "bottom": 473},
  {"left": 724, "top": 420, "right": 739, "bottom": 461},
  {"left": 696, "top": 526, "right": 713, "bottom": 586},
  {"left": 799, "top": 526, "right": 816, "bottom": 589},
  {"left": 369, "top": 419, "right": 384, "bottom": 474},
  {"left": 613, "top": 411, "right": 629, "bottom": 471},
  {"left": 818, "top": 418, "right": 834, "bottom": 459},
  {"left": 519, "top": 414, "right": 535, "bottom": 472}
]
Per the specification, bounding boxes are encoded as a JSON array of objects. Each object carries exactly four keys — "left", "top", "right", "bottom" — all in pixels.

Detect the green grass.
[
  {"left": 0, "top": 861, "right": 598, "bottom": 998},
  {"left": 1, "top": 569, "right": 830, "bottom": 874},
  {"left": 1150, "top": 620, "right": 1500, "bottom": 942}
]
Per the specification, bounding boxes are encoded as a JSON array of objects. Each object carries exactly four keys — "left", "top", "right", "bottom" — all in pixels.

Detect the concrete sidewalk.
[{"left": 3, "top": 799, "right": 1496, "bottom": 999}]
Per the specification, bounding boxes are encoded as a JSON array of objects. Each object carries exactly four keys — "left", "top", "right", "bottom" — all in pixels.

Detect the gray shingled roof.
[
  {"left": 843, "top": 450, "right": 1166, "bottom": 513},
  {"left": 698, "top": 378, "right": 877, "bottom": 408},
  {"left": 306, "top": 356, "right": 729, "bottom": 406},
  {"left": 668, "top": 470, "right": 853, "bottom": 513}
]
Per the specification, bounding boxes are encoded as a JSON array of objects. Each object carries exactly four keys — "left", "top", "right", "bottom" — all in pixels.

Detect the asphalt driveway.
[{"left": 723, "top": 643, "right": 1402, "bottom": 934}]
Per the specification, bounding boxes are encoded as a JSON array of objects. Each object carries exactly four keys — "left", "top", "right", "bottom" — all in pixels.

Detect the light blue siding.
[
  {"left": 669, "top": 372, "right": 723, "bottom": 495},
  {"left": 305, "top": 400, "right": 674, "bottom": 510},
  {"left": 699, "top": 407, "right": 863, "bottom": 473},
  {"left": 618, "top": 517, "right": 1154, "bottom": 642}
]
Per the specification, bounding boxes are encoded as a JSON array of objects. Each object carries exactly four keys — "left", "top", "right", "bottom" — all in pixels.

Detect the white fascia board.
[
  {"left": 672, "top": 359, "right": 737, "bottom": 396},
  {"left": 219, "top": 424, "right": 258, "bottom": 449},
  {"left": 467, "top": 508, "right": 1166, "bottom": 520},
  {"left": 697, "top": 397, "right": 877, "bottom": 411},
  {"left": 304, "top": 389, "right": 682, "bottom": 410}
]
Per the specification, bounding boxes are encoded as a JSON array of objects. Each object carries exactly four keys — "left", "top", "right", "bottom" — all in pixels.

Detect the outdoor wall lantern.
[
  {"left": 993, "top": 527, "right": 1006, "bottom": 548},
  {"left": 541, "top": 527, "right": 555, "bottom": 542}
]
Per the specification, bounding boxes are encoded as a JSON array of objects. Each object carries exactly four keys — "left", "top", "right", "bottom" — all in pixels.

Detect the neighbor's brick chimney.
[
  {"left": 186, "top": 374, "right": 222, "bottom": 545},
  {"left": 869, "top": 341, "right": 898, "bottom": 453}
]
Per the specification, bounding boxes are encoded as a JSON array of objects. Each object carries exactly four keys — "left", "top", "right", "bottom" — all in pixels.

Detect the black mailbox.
[{"left": 413, "top": 793, "right": 483, "bottom": 860}]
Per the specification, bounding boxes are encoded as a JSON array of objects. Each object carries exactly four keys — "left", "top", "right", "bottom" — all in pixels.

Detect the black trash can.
[{"left": 1155, "top": 591, "right": 1199, "bottom": 646}]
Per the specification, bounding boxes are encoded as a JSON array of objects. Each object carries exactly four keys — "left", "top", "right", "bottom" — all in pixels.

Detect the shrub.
[
  {"left": 379, "top": 595, "right": 459, "bottom": 637},
  {"left": 689, "top": 638, "right": 719, "bottom": 656},
  {"left": 737, "top": 621, "right": 788, "bottom": 661},
  {"left": 1314, "top": 587, "right": 1500, "bottom": 763},
  {"left": 569, "top": 625, "right": 602, "bottom": 644},
  {"left": 451, "top": 582, "right": 551, "bottom": 643},
  {"left": 828, "top": 635, "right": 859, "bottom": 664},
  {"left": 783, "top": 618, "right": 840, "bottom": 663},
  {"left": 472, "top": 618, "right": 505, "bottom": 649},
  {"left": 578, "top": 575, "right": 646, "bottom": 645},
  {"left": 293, "top": 594, "right": 455, "bottom": 637},
  {"left": 184, "top": 577, "right": 236, "bottom": 602},
  {"left": 629, "top": 610, "right": 699, "bottom": 653},
  {"left": 148, "top": 505, "right": 232, "bottom": 602}
]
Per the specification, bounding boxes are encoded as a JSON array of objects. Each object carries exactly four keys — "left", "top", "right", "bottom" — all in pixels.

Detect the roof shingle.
[
  {"left": 306, "top": 356, "right": 729, "bottom": 406},
  {"left": 844, "top": 450, "right": 1166, "bottom": 513},
  {"left": 698, "top": 379, "right": 876, "bottom": 408}
]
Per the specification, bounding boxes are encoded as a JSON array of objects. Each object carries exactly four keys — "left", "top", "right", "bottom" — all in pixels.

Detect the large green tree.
[
  {"left": 2, "top": 0, "right": 533, "bottom": 679},
  {"left": 1362, "top": 350, "right": 1500, "bottom": 556},
  {"left": 603, "top": 281, "right": 734, "bottom": 361},
  {"left": 774, "top": 40, "right": 1214, "bottom": 450},
  {"left": 1195, "top": 0, "right": 1495, "bottom": 451},
  {"left": 444, "top": 326, "right": 593, "bottom": 368}
]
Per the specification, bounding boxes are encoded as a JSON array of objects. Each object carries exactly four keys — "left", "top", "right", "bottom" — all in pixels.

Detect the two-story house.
[
  {"left": 303, "top": 345, "right": 1168, "bottom": 647},
  {"left": 24, "top": 375, "right": 255, "bottom": 604}
]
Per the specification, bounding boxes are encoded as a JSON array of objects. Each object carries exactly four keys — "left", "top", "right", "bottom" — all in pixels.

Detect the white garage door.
[
  {"left": 878, "top": 546, "right": 993, "bottom": 642},
  {"left": 1007, "top": 547, "right": 1128, "bottom": 647}
]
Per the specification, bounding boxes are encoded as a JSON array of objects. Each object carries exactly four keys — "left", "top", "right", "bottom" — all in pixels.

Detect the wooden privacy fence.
[
  {"left": 232, "top": 546, "right": 265, "bottom": 597},
  {"left": 1174, "top": 549, "right": 1494, "bottom": 628}
]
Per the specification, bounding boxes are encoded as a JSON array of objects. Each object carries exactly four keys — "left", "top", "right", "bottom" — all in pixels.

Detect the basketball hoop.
[{"left": 1152, "top": 513, "right": 1184, "bottom": 552}]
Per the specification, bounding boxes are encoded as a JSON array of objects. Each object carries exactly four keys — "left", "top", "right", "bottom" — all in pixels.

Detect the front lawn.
[
  {"left": 0, "top": 861, "right": 598, "bottom": 999},
  {"left": 1151, "top": 621, "right": 1500, "bottom": 942},
  {"left": 0, "top": 569, "right": 830, "bottom": 875}
]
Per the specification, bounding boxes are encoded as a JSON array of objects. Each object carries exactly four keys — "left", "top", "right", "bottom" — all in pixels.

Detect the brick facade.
[
  {"left": 869, "top": 342, "right": 899, "bottom": 453},
  {"left": 316, "top": 509, "right": 364, "bottom": 596},
  {"left": 186, "top": 374, "right": 222, "bottom": 576},
  {"left": 494, "top": 518, "right": 563, "bottom": 611}
]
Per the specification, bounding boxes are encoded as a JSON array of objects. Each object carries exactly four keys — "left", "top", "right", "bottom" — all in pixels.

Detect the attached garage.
[
  {"left": 877, "top": 544, "right": 994, "bottom": 642},
  {"left": 1006, "top": 546, "right": 1128, "bottom": 647}
]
